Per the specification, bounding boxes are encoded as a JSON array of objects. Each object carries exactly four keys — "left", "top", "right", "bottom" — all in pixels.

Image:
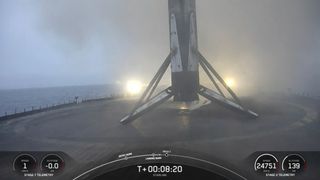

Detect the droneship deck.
[{"left": 0, "top": 94, "right": 319, "bottom": 179}]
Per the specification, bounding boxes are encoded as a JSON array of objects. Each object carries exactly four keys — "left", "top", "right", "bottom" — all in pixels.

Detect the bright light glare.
[
  {"left": 126, "top": 80, "right": 143, "bottom": 95},
  {"left": 225, "top": 78, "right": 235, "bottom": 88}
]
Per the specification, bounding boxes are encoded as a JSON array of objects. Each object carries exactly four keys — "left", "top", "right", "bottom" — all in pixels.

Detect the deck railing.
[{"left": 0, "top": 94, "right": 124, "bottom": 121}]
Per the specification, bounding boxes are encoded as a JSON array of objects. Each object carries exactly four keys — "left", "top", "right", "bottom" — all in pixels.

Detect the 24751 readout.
[
  {"left": 137, "top": 165, "right": 183, "bottom": 173},
  {"left": 254, "top": 154, "right": 279, "bottom": 173},
  {"left": 255, "top": 163, "right": 277, "bottom": 171}
]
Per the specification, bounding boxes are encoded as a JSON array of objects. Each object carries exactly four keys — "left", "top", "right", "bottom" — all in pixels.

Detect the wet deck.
[{"left": 0, "top": 94, "right": 319, "bottom": 179}]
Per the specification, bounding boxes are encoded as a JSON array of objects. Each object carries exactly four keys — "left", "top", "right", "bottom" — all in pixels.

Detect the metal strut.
[
  {"left": 195, "top": 50, "right": 258, "bottom": 118},
  {"left": 129, "top": 53, "right": 172, "bottom": 116},
  {"left": 120, "top": 87, "right": 173, "bottom": 124},
  {"left": 198, "top": 85, "right": 258, "bottom": 118},
  {"left": 196, "top": 51, "right": 243, "bottom": 106},
  {"left": 120, "top": 53, "right": 173, "bottom": 124},
  {"left": 199, "top": 59, "right": 225, "bottom": 98}
]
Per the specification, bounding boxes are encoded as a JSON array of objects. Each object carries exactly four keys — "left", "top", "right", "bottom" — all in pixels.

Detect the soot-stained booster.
[
  {"left": 120, "top": 0, "right": 258, "bottom": 124},
  {"left": 169, "top": 0, "right": 199, "bottom": 102}
]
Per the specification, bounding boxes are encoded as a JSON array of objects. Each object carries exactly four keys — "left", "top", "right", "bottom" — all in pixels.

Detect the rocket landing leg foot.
[
  {"left": 198, "top": 85, "right": 258, "bottom": 118},
  {"left": 120, "top": 87, "right": 173, "bottom": 124}
]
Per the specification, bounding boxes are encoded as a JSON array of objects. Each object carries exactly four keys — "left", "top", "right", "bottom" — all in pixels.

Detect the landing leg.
[
  {"left": 195, "top": 50, "right": 258, "bottom": 118},
  {"left": 120, "top": 53, "right": 173, "bottom": 124},
  {"left": 120, "top": 87, "right": 173, "bottom": 124},
  {"left": 199, "top": 85, "right": 258, "bottom": 118}
]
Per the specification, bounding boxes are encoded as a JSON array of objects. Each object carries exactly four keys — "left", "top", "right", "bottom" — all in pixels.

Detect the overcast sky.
[{"left": 0, "top": 0, "right": 319, "bottom": 95}]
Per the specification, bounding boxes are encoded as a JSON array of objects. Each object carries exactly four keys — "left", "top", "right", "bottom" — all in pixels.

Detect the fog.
[{"left": 0, "top": 0, "right": 319, "bottom": 96}]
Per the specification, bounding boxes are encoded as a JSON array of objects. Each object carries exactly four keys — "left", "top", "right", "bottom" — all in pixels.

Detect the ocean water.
[{"left": 0, "top": 84, "right": 123, "bottom": 117}]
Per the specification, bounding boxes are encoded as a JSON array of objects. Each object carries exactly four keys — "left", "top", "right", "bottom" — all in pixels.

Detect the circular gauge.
[
  {"left": 282, "top": 154, "right": 306, "bottom": 173},
  {"left": 13, "top": 154, "right": 37, "bottom": 174},
  {"left": 254, "top": 153, "right": 279, "bottom": 174},
  {"left": 41, "top": 154, "right": 64, "bottom": 174}
]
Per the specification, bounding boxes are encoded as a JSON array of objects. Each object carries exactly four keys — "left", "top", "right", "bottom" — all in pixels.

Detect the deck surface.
[{"left": 0, "top": 94, "right": 319, "bottom": 179}]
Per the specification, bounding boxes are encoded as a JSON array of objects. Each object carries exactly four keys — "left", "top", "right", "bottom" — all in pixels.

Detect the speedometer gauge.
[{"left": 254, "top": 153, "right": 279, "bottom": 174}]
